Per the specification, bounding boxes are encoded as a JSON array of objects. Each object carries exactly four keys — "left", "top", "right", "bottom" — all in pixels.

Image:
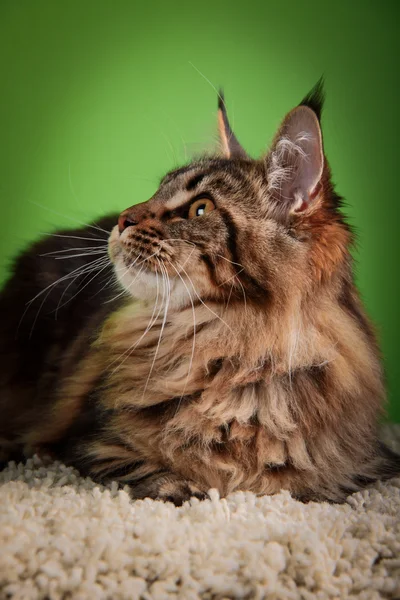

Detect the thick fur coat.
[{"left": 1, "top": 83, "right": 398, "bottom": 504}]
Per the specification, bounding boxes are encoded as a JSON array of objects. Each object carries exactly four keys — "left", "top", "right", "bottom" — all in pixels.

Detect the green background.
[{"left": 1, "top": 1, "right": 399, "bottom": 420}]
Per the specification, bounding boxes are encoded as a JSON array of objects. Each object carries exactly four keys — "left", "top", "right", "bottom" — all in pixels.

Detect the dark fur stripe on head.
[{"left": 186, "top": 173, "right": 206, "bottom": 191}]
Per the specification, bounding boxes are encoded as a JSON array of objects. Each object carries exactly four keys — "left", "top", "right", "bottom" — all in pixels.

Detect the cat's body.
[{"left": 1, "top": 84, "right": 399, "bottom": 504}]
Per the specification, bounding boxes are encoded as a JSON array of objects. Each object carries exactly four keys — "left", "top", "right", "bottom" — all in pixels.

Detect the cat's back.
[{"left": 0, "top": 215, "right": 120, "bottom": 445}]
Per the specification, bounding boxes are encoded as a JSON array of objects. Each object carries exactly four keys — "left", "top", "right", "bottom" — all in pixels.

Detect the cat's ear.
[
  {"left": 265, "top": 81, "right": 325, "bottom": 214},
  {"left": 217, "top": 91, "right": 248, "bottom": 159}
]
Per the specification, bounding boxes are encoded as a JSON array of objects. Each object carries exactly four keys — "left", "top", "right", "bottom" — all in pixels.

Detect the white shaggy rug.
[{"left": 1, "top": 426, "right": 400, "bottom": 600}]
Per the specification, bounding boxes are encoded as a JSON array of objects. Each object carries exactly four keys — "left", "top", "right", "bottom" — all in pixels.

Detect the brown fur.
[{"left": 0, "top": 85, "right": 398, "bottom": 505}]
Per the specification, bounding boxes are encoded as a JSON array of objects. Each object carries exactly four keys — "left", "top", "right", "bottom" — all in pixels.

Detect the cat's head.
[{"left": 108, "top": 81, "right": 351, "bottom": 309}]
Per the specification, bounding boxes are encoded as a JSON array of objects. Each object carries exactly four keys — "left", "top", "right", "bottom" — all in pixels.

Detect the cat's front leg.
[
  {"left": 79, "top": 451, "right": 210, "bottom": 506},
  {"left": 128, "top": 470, "right": 209, "bottom": 506}
]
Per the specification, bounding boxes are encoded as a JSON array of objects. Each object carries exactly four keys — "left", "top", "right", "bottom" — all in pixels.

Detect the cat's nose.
[
  {"left": 118, "top": 211, "right": 138, "bottom": 233},
  {"left": 118, "top": 202, "right": 152, "bottom": 234}
]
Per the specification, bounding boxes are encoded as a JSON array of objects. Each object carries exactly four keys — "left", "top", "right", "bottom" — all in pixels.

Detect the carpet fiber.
[{"left": 1, "top": 425, "right": 400, "bottom": 600}]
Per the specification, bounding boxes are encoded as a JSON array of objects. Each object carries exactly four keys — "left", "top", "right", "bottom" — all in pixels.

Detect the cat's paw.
[
  {"left": 129, "top": 472, "right": 209, "bottom": 506},
  {"left": 156, "top": 479, "right": 209, "bottom": 506}
]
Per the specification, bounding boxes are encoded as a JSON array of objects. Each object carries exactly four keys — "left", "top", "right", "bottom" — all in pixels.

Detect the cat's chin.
[{"left": 112, "top": 257, "right": 194, "bottom": 310}]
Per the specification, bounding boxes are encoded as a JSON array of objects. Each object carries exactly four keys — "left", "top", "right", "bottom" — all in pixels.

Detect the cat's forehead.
[
  {"left": 159, "top": 157, "right": 256, "bottom": 195},
  {"left": 152, "top": 157, "right": 263, "bottom": 215}
]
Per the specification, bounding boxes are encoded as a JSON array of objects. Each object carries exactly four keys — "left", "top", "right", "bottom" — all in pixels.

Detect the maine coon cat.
[{"left": 1, "top": 82, "right": 399, "bottom": 505}]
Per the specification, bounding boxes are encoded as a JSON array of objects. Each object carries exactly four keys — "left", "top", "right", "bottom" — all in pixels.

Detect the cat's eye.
[{"left": 188, "top": 198, "right": 215, "bottom": 219}]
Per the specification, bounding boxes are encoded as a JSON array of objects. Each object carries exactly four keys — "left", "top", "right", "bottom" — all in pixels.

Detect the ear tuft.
[
  {"left": 217, "top": 90, "right": 248, "bottom": 159},
  {"left": 299, "top": 77, "right": 325, "bottom": 121}
]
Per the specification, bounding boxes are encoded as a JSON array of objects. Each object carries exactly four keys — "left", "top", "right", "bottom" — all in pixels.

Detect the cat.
[{"left": 0, "top": 81, "right": 399, "bottom": 505}]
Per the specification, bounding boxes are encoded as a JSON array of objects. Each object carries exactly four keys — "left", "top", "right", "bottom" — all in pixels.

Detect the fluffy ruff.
[{"left": 1, "top": 425, "right": 399, "bottom": 600}]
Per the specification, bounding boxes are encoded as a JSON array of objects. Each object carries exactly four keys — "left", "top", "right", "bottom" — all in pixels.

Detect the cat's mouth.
[
  {"left": 108, "top": 224, "right": 185, "bottom": 278},
  {"left": 108, "top": 224, "right": 195, "bottom": 304}
]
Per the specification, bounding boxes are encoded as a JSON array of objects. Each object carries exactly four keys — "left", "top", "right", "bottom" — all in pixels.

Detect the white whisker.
[
  {"left": 28, "top": 255, "right": 107, "bottom": 339},
  {"left": 215, "top": 253, "right": 245, "bottom": 270},
  {"left": 141, "top": 257, "right": 171, "bottom": 400},
  {"left": 52, "top": 250, "right": 109, "bottom": 260},
  {"left": 164, "top": 259, "right": 197, "bottom": 412},
  {"left": 53, "top": 257, "right": 119, "bottom": 318},
  {"left": 109, "top": 264, "right": 163, "bottom": 373},
  {"left": 237, "top": 278, "right": 248, "bottom": 314},
  {"left": 88, "top": 270, "right": 118, "bottom": 301},
  {"left": 41, "top": 246, "right": 108, "bottom": 256},
  {"left": 52, "top": 261, "right": 111, "bottom": 315},
  {"left": 18, "top": 256, "right": 108, "bottom": 334},
  {"left": 225, "top": 280, "right": 235, "bottom": 310},
  {"left": 158, "top": 238, "right": 197, "bottom": 270},
  {"left": 160, "top": 238, "right": 196, "bottom": 247},
  {"left": 174, "top": 260, "right": 233, "bottom": 333},
  {"left": 218, "top": 267, "right": 245, "bottom": 287},
  {"left": 102, "top": 253, "right": 145, "bottom": 304},
  {"left": 29, "top": 201, "right": 111, "bottom": 235},
  {"left": 23, "top": 256, "right": 107, "bottom": 310},
  {"left": 40, "top": 233, "right": 109, "bottom": 242}
]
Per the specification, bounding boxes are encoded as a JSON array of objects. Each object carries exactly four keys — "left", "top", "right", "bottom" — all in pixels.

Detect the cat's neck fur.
[{"left": 97, "top": 275, "right": 382, "bottom": 417}]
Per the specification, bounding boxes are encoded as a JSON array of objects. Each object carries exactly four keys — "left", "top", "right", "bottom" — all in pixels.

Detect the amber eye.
[{"left": 188, "top": 198, "right": 215, "bottom": 219}]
